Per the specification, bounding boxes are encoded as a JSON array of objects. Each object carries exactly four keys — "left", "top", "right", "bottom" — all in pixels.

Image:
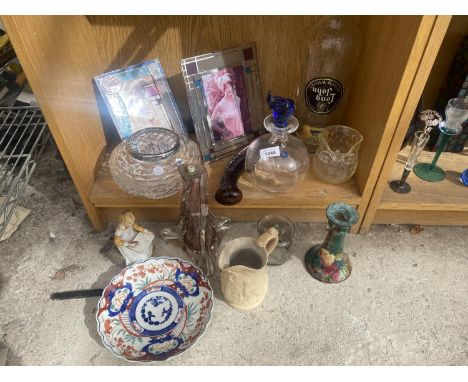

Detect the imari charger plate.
[{"left": 96, "top": 257, "right": 213, "bottom": 362}]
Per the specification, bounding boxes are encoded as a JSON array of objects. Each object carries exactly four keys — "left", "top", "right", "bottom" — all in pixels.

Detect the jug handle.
[{"left": 256, "top": 227, "right": 279, "bottom": 257}]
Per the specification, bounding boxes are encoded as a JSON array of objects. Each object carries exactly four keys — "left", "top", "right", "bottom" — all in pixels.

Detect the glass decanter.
[
  {"left": 312, "top": 125, "right": 363, "bottom": 184},
  {"left": 109, "top": 127, "right": 201, "bottom": 199},
  {"left": 245, "top": 91, "right": 310, "bottom": 193}
]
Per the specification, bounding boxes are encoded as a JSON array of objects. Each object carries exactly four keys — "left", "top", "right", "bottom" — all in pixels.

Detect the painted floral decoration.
[
  {"left": 174, "top": 268, "right": 199, "bottom": 297},
  {"left": 108, "top": 284, "right": 133, "bottom": 317},
  {"left": 143, "top": 337, "right": 182, "bottom": 355}
]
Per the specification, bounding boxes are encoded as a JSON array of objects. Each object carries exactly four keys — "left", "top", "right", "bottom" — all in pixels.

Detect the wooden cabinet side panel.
[
  {"left": 2, "top": 16, "right": 107, "bottom": 230},
  {"left": 343, "top": 16, "right": 437, "bottom": 228},
  {"left": 423, "top": 16, "right": 468, "bottom": 109}
]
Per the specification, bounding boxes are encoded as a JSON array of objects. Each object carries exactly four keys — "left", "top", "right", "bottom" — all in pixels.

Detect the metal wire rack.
[{"left": 0, "top": 106, "right": 50, "bottom": 239}]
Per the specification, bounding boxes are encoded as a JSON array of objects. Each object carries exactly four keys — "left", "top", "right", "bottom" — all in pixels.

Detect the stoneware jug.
[{"left": 218, "top": 227, "right": 279, "bottom": 310}]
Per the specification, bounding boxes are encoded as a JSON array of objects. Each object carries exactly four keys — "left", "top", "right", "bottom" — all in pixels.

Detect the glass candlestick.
[
  {"left": 414, "top": 98, "right": 468, "bottom": 182},
  {"left": 389, "top": 110, "right": 441, "bottom": 194},
  {"left": 304, "top": 202, "right": 359, "bottom": 284}
]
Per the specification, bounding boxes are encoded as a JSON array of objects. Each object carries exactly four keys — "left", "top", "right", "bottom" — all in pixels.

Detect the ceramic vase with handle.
[{"left": 218, "top": 227, "right": 279, "bottom": 310}]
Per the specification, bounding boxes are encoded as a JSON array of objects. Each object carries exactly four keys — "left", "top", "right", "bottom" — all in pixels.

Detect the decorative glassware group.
[
  {"left": 414, "top": 98, "right": 468, "bottom": 182},
  {"left": 389, "top": 98, "right": 468, "bottom": 194},
  {"left": 108, "top": 91, "right": 364, "bottom": 286},
  {"left": 389, "top": 110, "right": 442, "bottom": 194},
  {"left": 245, "top": 91, "right": 362, "bottom": 193}
]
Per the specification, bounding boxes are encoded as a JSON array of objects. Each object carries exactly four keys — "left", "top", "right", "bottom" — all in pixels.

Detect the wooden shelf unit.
[
  {"left": 89, "top": 153, "right": 361, "bottom": 223},
  {"left": 374, "top": 148, "right": 468, "bottom": 225},
  {"left": 1, "top": 15, "right": 453, "bottom": 232},
  {"left": 360, "top": 15, "right": 468, "bottom": 233}
]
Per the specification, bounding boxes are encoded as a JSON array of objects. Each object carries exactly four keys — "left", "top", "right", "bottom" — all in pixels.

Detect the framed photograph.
[
  {"left": 181, "top": 44, "right": 263, "bottom": 162},
  {"left": 94, "top": 60, "right": 186, "bottom": 140}
]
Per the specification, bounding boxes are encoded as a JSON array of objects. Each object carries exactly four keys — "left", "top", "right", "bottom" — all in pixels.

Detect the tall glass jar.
[
  {"left": 312, "top": 125, "right": 363, "bottom": 184},
  {"left": 300, "top": 16, "right": 362, "bottom": 152},
  {"left": 109, "top": 127, "right": 201, "bottom": 199},
  {"left": 245, "top": 92, "right": 310, "bottom": 193}
]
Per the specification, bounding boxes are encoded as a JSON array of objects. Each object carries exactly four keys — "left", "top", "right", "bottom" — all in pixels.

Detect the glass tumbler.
[{"left": 257, "top": 214, "right": 295, "bottom": 265}]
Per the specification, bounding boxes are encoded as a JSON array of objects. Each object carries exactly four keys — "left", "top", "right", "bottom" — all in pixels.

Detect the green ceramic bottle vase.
[{"left": 304, "top": 202, "right": 359, "bottom": 283}]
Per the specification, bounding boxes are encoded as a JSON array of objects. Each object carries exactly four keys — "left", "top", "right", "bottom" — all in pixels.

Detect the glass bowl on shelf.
[{"left": 109, "top": 127, "right": 201, "bottom": 199}]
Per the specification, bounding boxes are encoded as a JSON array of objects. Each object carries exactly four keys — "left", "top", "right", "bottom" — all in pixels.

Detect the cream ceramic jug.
[{"left": 218, "top": 227, "right": 279, "bottom": 310}]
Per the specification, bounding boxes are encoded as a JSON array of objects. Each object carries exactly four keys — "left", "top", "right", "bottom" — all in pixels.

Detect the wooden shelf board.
[
  {"left": 374, "top": 209, "right": 468, "bottom": 225},
  {"left": 379, "top": 147, "right": 468, "bottom": 211},
  {"left": 89, "top": 153, "right": 362, "bottom": 210}
]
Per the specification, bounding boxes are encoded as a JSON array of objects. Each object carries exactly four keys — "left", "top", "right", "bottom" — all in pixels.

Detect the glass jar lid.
[{"left": 126, "top": 127, "right": 180, "bottom": 161}]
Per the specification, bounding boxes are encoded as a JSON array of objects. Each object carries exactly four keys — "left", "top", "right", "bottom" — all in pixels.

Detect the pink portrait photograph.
[{"left": 201, "top": 66, "right": 252, "bottom": 143}]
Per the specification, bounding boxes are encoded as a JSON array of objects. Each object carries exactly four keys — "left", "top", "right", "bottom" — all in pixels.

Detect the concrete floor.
[{"left": 0, "top": 145, "right": 467, "bottom": 366}]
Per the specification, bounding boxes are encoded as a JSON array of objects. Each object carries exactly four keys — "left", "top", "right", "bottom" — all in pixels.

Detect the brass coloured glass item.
[{"left": 161, "top": 163, "right": 231, "bottom": 276}]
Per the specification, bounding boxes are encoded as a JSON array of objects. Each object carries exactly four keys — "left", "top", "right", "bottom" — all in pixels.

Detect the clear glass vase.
[
  {"left": 109, "top": 127, "right": 201, "bottom": 199},
  {"left": 312, "top": 125, "right": 363, "bottom": 184}
]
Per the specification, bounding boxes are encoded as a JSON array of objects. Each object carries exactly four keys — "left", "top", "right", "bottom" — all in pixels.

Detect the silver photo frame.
[
  {"left": 94, "top": 60, "right": 186, "bottom": 140},
  {"left": 181, "top": 44, "right": 263, "bottom": 162}
]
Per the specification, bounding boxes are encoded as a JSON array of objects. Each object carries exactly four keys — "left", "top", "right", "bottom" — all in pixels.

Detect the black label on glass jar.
[{"left": 304, "top": 77, "right": 343, "bottom": 115}]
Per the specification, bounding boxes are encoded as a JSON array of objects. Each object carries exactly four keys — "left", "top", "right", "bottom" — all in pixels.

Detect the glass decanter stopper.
[
  {"left": 304, "top": 202, "right": 359, "bottom": 283},
  {"left": 160, "top": 163, "right": 231, "bottom": 276},
  {"left": 389, "top": 109, "right": 442, "bottom": 194},
  {"left": 245, "top": 91, "right": 310, "bottom": 193}
]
